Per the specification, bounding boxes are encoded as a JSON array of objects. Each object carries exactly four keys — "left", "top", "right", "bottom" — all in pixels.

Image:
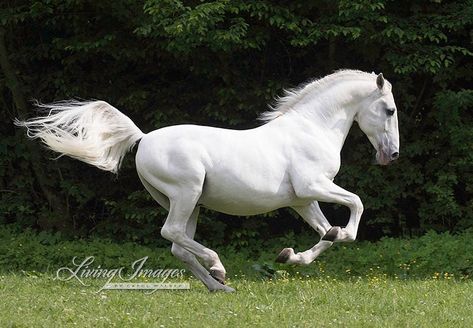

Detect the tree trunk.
[{"left": 0, "top": 26, "right": 71, "bottom": 231}]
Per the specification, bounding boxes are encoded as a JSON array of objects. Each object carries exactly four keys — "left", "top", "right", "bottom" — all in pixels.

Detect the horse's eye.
[{"left": 386, "top": 108, "right": 395, "bottom": 116}]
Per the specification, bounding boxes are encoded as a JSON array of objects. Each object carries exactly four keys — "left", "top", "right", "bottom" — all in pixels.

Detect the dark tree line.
[{"left": 0, "top": 0, "right": 472, "bottom": 244}]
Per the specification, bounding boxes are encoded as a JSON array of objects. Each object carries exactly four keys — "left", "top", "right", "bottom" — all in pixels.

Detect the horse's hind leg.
[
  {"left": 138, "top": 175, "right": 233, "bottom": 292},
  {"left": 171, "top": 207, "right": 234, "bottom": 292},
  {"left": 161, "top": 194, "right": 230, "bottom": 291},
  {"left": 276, "top": 201, "right": 335, "bottom": 265}
]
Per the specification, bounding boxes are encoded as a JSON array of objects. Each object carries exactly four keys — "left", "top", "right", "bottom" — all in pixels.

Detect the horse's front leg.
[
  {"left": 277, "top": 179, "right": 364, "bottom": 265},
  {"left": 300, "top": 178, "right": 364, "bottom": 243},
  {"left": 276, "top": 201, "right": 335, "bottom": 265}
]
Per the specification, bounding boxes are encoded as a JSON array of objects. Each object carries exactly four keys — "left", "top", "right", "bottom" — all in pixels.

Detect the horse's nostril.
[{"left": 391, "top": 152, "right": 399, "bottom": 160}]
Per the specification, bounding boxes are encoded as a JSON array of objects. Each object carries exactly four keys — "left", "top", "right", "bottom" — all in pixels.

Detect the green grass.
[{"left": 1, "top": 273, "right": 473, "bottom": 327}]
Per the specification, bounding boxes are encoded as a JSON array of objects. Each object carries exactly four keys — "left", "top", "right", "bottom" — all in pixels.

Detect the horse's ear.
[{"left": 376, "top": 73, "right": 385, "bottom": 90}]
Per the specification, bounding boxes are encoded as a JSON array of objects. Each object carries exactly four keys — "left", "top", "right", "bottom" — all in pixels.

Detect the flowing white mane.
[{"left": 259, "top": 69, "right": 379, "bottom": 122}]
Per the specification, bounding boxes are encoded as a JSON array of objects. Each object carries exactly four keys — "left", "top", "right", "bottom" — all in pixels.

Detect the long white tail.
[{"left": 15, "top": 100, "right": 145, "bottom": 173}]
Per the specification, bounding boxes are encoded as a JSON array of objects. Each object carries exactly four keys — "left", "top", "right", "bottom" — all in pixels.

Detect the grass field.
[{"left": 1, "top": 273, "right": 472, "bottom": 327}]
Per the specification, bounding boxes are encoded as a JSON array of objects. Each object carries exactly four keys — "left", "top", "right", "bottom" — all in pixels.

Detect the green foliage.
[
  {"left": 0, "top": 0, "right": 472, "bottom": 240},
  {"left": 233, "top": 229, "right": 473, "bottom": 280},
  {"left": 1, "top": 226, "right": 472, "bottom": 281},
  {"left": 315, "top": 230, "right": 473, "bottom": 279},
  {"left": 417, "top": 89, "right": 473, "bottom": 230},
  {"left": 0, "top": 226, "right": 181, "bottom": 272}
]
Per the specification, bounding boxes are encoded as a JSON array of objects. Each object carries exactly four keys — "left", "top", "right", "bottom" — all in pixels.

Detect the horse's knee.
[{"left": 350, "top": 195, "right": 364, "bottom": 215}]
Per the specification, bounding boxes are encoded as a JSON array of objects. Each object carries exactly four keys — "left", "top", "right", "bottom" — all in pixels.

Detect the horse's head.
[{"left": 355, "top": 73, "right": 400, "bottom": 165}]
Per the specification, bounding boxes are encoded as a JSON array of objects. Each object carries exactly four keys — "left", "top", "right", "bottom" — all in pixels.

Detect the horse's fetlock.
[
  {"left": 206, "top": 250, "right": 221, "bottom": 267},
  {"left": 345, "top": 235, "right": 356, "bottom": 242}
]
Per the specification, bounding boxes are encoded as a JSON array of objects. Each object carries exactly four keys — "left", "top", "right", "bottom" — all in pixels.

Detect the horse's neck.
[{"left": 279, "top": 80, "right": 368, "bottom": 153}]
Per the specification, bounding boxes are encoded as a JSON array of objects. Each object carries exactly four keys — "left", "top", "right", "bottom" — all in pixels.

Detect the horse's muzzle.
[{"left": 376, "top": 149, "right": 399, "bottom": 165}]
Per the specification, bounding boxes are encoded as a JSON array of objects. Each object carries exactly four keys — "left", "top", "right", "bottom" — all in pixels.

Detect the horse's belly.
[
  {"left": 200, "top": 195, "right": 291, "bottom": 216},
  {"left": 198, "top": 176, "right": 299, "bottom": 216}
]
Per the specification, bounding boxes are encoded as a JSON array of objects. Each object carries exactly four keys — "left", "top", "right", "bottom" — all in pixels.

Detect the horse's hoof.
[
  {"left": 210, "top": 269, "right": 226, "bottom": 285},
  {"left": 209, "top": 284, "right": 235, "bottom": 293},
  {"left": 276, "top": 248, "right": 293, "bottom": 263},
  {"left": 322, "top": 226, "right": 341, "bottom": 242},
  {"left": 222, "top": 285, "right": 235, "bottom": 293}
]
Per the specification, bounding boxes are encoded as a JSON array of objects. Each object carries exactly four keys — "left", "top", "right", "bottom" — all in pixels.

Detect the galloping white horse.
[{"left": 17, "top": 70, "right": 399, "bottom": 292}]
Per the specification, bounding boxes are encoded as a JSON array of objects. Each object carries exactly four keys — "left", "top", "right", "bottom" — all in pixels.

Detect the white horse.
[{"left": 16, "top": 70, "right": 399, "bottom": 292}]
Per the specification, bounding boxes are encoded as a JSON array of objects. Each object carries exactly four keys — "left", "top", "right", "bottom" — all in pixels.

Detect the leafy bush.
[
  {"left": 1, "top": 0, "right": 472, "bottom": 240},
  {"left": 0, "top": 227, "right": 181, "bottom": 273},
  {"left": 247, "top": 229, "right": 473, "bottom": 280},
  {"left": 1, "top": 226, "right": 472, "bottom": 280}
]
